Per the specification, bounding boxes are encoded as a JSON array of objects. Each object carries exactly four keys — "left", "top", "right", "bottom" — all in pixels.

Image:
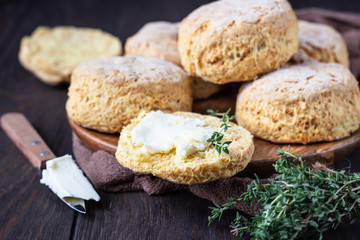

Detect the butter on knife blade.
[
  {"left": 40, "top": 155, "right": 100, "bottom": 213},
  {"left": 0, "top": 112, "right": 100, "bottom": 214}
]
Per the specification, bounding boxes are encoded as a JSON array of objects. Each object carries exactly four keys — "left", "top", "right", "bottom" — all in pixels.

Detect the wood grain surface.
[{"left": 1, "top": 0, "right": 360, "bottom": 240}]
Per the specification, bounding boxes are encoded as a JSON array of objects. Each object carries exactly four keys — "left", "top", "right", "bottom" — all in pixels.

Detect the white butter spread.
[
  {"left": 131, "top": 111, "right": 214, "bottom": 158},
  {"left": 40, "top": 155, "right": 100, "bottom": 202}
]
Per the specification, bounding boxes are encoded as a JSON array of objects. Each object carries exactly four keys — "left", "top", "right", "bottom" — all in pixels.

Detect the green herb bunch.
[
  {"left": 206, "top": 109, "right": 235, "bottom": 155},
  {"left": 208, "top": 148, "right": 360, "bottom": 239}
]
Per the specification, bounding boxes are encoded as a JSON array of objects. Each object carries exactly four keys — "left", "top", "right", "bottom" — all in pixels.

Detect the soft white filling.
[{"left": 131, "top": 111, "right": 214, "bottom": 158}]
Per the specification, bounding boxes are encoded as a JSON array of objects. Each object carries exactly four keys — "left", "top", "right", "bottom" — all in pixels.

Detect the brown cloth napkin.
[
  {"left": 72, "top": 8, "right": 360, "bottom": 217},
  {"left": 73, "top": 133, "right": 262, "bottom": 216}
]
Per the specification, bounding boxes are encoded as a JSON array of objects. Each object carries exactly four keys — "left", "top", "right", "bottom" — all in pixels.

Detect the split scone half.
[
  {"left": 19, "top": 26, "right": 122, "bottom": 85},
  {"left": 116, "top": 111, "right": 254, "bottom": 184}
]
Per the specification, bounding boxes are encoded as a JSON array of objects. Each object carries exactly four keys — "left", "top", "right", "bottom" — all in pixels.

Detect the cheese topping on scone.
[{"left": 131, "top": 111, "right": 214, "bottom": 158}]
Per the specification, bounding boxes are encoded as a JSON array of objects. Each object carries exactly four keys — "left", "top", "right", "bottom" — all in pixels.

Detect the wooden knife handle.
[{"left": 1, "top": 112, "right": 56, "bottom": 170}]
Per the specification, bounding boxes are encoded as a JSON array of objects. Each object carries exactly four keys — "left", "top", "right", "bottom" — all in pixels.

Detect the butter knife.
[{"left": 1, "top": 112, "right": 99, "bottom": 214}]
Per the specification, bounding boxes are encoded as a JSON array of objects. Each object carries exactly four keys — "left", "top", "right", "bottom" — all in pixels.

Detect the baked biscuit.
[
  {"left": 178, "top": 0, "right": 298, "bottom": 84},
  {"left": 125, "top": 21, "right": 223, "bottom": 99},
  {"left": 235, "top": 62, "right": 360, "bottom": 144},
  {"left": 116, "top": 111, "right": 254, "bottom": 184},
  {"left": 291, "top": 20, "right": 349, "bottom": 67},
  {"left": 125, "top": 21, "right": 180, "bottom": 65},
  {"left": 19, "top": 26, "right": 122, "bottom": 85},
  {"left": 66, "top": 56, "right": 192, "bottom": 133}
]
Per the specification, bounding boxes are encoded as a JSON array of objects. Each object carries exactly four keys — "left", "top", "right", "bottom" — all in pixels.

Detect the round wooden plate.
[{"left": 68, "top": 84, "right": 360, "bottom": 175}]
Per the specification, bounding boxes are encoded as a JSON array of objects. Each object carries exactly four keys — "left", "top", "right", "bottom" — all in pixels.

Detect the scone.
[
  {"left": 19, "top": 26, "right": 122, "bottom": 85},
  {"left": 291, "top": 20, "right": 349, "bottom": 67},
  {"left": 125, "top": 21, "right": 223, "bottom": 99},
  {"left": 116, "top": 111, "right": 254, "bottom": 184},
  {"left": 125, "top": 21, "right": 181, "bottom": 65},
  {"left": 178, "top": 0, "right": 298, "bottom": 84},
  {"left": 235, "top": 61, "right": 360, "bottom": 144},
  {"left": 66, "top": 56, "right": 192, "bottom": 133}
]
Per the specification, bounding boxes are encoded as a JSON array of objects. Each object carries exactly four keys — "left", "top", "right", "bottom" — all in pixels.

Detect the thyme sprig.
[
  {"left": 206, "top": 109, "right": 235, "bottom": 155},
  {"left": 208, "top": 147, "right": 360, "bottom": 239}
]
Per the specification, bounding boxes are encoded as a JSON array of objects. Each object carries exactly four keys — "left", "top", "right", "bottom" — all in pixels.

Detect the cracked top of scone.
[
  {"left": 236, "top": 61, "right": 360, "bottom": 144},
  {"left": 19, "top": 26, "right": 122, "bottom": 85},
  {"left": 73, "top": 55, "right": 187, "bottom": 84},
  {"left": 291, "top": 20, "right": 349, "bottom": 67}
]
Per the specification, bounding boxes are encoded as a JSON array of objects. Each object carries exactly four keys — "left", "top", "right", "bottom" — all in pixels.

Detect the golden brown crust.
[
  {"left": 116, "top": 112, "right": 254, "bottom": 184},
  {"left": 235, "top": 62, "right": 360, "bottom": 144},
  {"left": 66, "top": 56, "right": 193, "bottom": 133},
  {"left": 19, "top": 26, "right": 122, "bottom": 85},
  {"left": 178, "top": 0, "right": 298, "bottom": 84},
  {"left": 291, "top": 20, "right": 349, "bottom": 67}
]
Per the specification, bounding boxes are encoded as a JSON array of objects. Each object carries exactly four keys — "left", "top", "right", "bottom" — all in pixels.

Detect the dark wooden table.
[{"left": 1, "top": 0, "right": 360, "bottom": 239}]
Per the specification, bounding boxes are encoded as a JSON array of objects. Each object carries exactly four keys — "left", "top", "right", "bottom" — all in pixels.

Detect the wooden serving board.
[{"left": 68, "top": 83, "right": 360, "bottom": 176}]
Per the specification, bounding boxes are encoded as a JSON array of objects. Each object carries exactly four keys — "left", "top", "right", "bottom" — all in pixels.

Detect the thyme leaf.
[{"left": 206, "top": 109, "right": 234, "bottom": 155}]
